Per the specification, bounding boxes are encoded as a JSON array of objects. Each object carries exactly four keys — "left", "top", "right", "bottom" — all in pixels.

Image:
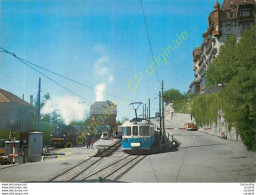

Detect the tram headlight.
[
  {"left": 63, "top": 134, "right": 66, "bottom": 137},
  {"left": 50, "top": 134, "right": 52, "bottom": 137}
]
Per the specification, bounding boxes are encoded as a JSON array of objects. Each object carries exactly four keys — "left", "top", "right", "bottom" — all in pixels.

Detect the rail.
[{"left": 48, "top": 139, "right": 121, "bottom": 182}]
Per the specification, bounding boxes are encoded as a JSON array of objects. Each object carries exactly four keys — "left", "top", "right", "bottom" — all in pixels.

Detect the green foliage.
[
  {"left": 172, "top": 99, "right": 190, "bottom": 114},
  {"left": 192, "top": 25, "right": 256, "bottom": 150},
  {"left": 163, "top": 88, "right": 187, "bottom": 103},
  {"left": 112, "top": 121, "right": 122, "bottom": 133},
  {"left": 163, "top": 88, "right": 192, "bottom": 113},
  {"left": 191, "top": 93, "right": 219, "bottom": 126},
  {"left": 0, "top": 130, "right": 20, "bottom": 139},
  {"left": 34, "top": 92, "right": 64, "bottom": 142},
  {"left": 206, "top": 34, "right": 237, "bottom": 86},
  {"left": 70, "top": 117, "right": 91, "bottom": 126}
]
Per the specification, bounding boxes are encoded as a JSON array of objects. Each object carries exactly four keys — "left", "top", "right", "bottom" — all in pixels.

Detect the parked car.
[{"left": 184, "top": 123, "right": 198, "bottom": 131}]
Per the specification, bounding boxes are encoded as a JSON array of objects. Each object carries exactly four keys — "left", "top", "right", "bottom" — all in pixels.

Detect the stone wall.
[{"left": 198, "top": 114, "right": 242, "bottom": 142}]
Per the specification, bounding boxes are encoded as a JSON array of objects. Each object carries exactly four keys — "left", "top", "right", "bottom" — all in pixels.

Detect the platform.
[{"left": 94, "top": 138, "right": 119, "bottom": 148}]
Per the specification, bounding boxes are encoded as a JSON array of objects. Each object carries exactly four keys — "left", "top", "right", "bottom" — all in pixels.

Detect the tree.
[
  {"left": 163, "top": 88, "right": 186, "bottom": 103},
  {"left": 206, "top": 34, "right": 237, "bottom": 86},
  {"left": 70, "top": 117, "right": 91, "bottom": 126},
  {"left": 193, "top": 25, "right": 256, "bottom": 150},
  {"left": 112, "top": 120, "right": 122, "bottom": 134},
  {"left": 219, "top": 26, "right": 256, "bottom": 150},
  {"left": 33, "top": 92, "right": 64, "bottom": 143}
]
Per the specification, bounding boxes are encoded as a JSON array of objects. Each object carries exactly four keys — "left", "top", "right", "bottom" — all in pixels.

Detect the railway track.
[
  {"left": 77, "top": 155, "right": 147, "bottom": 182},
  {"left": 48, "top": 139, "right": 122, "bottom": 182}
]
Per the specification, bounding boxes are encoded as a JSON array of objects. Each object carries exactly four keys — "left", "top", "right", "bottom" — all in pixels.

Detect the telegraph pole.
[
  {"left": 22, "top": 94, "right": 24, "bottom": 133},
  {"left": 142, "top": 105, "right": 144, "bottom": 119},
  {"left": 161, "top": 80, "right": 165, "bottom": 136},
  {"left": 148, "top": 98, "right": 150, "bottom": 121},
  {"left": 159, "top": 91, "right": 162, "bottom": 137},
  {"left": 144, "top": 104, "right": 146, "bottom": 119},
  {"left": 37, "top": 78, "right": 41, "bottom": 132}
]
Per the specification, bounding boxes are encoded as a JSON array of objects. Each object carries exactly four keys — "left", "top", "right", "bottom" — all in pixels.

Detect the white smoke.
[
  {"left": 41, "top": 95, "right": 87, "bottom": 124},
  {"left": 93, "top": 45, "right": 114, "bottom": 101},
  {"left": 95, "top": 83, "right": 106, "bottom": 101}
]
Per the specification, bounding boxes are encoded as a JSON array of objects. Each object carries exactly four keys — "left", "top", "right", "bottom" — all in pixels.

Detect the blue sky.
[{"left": 0, "top": 0, "right": 224, "bottom": 121}]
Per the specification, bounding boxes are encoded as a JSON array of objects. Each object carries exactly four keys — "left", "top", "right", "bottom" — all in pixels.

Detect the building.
[
  {"left": 89, "top": 100, "right": 117, "bottom": 129},
  {"left": 0, "top": 89, "right": 34, "bottom": 132},
  {"left": 188, "top": 0, "right": 256, "bottom": 94}
]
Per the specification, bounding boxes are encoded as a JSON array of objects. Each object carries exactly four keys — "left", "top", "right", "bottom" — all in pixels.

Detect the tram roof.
[{"left": 122, "top": 119, "right": 155, "bottom": 126}]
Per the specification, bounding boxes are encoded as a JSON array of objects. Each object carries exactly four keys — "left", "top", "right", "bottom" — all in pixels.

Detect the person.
[
  {"left": 91, "top": 140, "right": 94, "bottom": 148},
  {"left": 87, "top": 136, "right": 91, "bottom": 148}
]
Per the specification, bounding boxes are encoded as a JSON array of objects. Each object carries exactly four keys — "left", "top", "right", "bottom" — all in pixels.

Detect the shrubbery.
[{"left": 192, "top": 26, "right": 256, "bottom": 150}]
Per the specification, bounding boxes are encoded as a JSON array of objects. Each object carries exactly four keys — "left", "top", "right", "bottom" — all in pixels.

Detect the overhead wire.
[
  {"left": 0, "top": 47, "right": 92, "bottom": 105},
  {"left": 0, "top": 46, "right": 135, "bottom": 103},
  {"left": 16, "top": 57, "right": 93, "bottom": 105},
  {"left": 139, "top": 0, "right": 160, "bottom": 84},
  {"left": 0, "top": 47, "right": 133, "bottom": 117}
]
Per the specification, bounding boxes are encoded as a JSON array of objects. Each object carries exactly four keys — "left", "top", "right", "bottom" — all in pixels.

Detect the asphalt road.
[{"left": 118, "top": 119, "right": 256, "bottom": 182}]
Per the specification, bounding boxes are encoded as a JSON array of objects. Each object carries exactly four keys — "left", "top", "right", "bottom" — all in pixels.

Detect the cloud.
[
  {"left": 108, "top": 75, "right": 114, "bottom": 83},
  {"left": 95, "top": 83, "right": 106, "bottom": 101},
  {"left": 94, "top": 44, "right": 107, "bottom": 54},
  {"left": 93, "top": 45, "right": 114, "bottom": 101},
  {"left": 41, "top": 95, "right": 87, "bottom": 124}
]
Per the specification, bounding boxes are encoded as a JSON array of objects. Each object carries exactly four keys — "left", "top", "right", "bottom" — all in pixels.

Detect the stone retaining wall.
[{"left": 198, "top": 116, "right": 242, "bottom": 142}]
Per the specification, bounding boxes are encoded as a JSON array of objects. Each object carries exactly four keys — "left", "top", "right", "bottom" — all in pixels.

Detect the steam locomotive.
[
  {"left": 50, "top": 124, "right": 112, "bottom": 147},
  {"left": 50, "top": 125, "right": 84, "bottom": 147}
]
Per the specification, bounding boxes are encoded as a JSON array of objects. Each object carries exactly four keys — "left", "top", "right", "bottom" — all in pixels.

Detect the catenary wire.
[
  {"left": 6, "top": 53, "right": 93, "bottom": 105},
  {"left": 139, "top": 0, "right": 160, "bottom": 84},
  {"left": 0, "top": 47, "right": 135, "bottom": 103}
]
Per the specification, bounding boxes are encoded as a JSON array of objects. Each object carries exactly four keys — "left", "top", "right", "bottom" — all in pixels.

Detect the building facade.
[
  {"left": 0, "top": 89, "right": 34, "bottom": 132},
  {"left": 188, "top": 0, "right": 256, "bottom": 94},
  {"left": 89, "top": 100, "right": 117, "bottom": 129}
]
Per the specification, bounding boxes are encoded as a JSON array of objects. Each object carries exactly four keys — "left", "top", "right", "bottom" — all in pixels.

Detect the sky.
[{"left": 0, "top": 0, "right": 224, "bottom": 122}]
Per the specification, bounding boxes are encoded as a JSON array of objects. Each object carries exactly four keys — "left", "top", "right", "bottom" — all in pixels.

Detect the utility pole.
[
  {"left": 148, "top": 98, "right": 150, "bottom": 121},
  {"left": 146, "top": 107, "right": 148, "bottom": 120},
  {"left": 37, "top": 78, "right": 41, "bottom": 132},
  {"left": 159, "top": 91, "right": 162, "bottom": 137},
  {"left": 144, "top": 104, "right": 146, "bottom": 119},
  {"left": 21, "top": 94, "right": 24, "bottom": 133},
  {"left": 161, "top": 80, "right": 165, "bottom": 136},
  {"left": 142, "top": 105, "right": 145, "bottom": 119}
]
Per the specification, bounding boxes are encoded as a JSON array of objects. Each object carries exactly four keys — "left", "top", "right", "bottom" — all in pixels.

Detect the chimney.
[{"left": 30, "top": 95, "right": 33, "bottom": 105}]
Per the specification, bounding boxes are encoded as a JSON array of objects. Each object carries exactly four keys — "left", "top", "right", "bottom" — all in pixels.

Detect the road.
[{"left": 118, "top": 118, "right": 256, "bottom": 182}]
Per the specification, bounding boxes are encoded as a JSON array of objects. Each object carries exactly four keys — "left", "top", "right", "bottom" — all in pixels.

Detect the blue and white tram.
[{"left": 121, "top": 119, "right": 156, "bottom": 153}]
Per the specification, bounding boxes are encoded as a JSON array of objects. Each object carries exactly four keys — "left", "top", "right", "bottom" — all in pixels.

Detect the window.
[
  {"left": 240, "top": 7, "right": 252, "bottom": 17},
  {"left": 203, "top": 78, "right": 206, "bottom": 87},
  {"left": 123, "top": 127, "right": 131, "bottom": 136},
  {"left": 241, "top": 10, "right": 251, "bottom": 17},
  {"left": 215, "top": 25, "right": 219, "bottom": 32},
  {"left": 139, "top": 126, "right": 149, "bottom": 136},
  {"left": 226, "top": 12, "right": 230, "bottom": 18},
  {"left": 133, "top": 126, "right": 138, "bottom": 136}
]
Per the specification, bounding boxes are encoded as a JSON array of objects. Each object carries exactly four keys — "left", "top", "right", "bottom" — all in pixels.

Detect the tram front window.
[
  {"left": 139, "top": 126, "right": 149, "bottom": 136},
  {"left": 133, "top": 126, "right": 138, "bottom": 136},
  {"left": 123, "top": 127, "right": 131, "bottom": 136}
]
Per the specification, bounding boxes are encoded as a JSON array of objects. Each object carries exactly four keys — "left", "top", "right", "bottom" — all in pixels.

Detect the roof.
[
  {"left": 214, "top": 1, "right": 221, "bottom": 9},
  {"left": 0, "top": 88, "right": 34, "bottom": 108},
  {"left": 90, "top": 101, "right": 117, "bottom": 115},
  {"left": 221, "top": 0, "right": 256, "bottom": 11}
]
